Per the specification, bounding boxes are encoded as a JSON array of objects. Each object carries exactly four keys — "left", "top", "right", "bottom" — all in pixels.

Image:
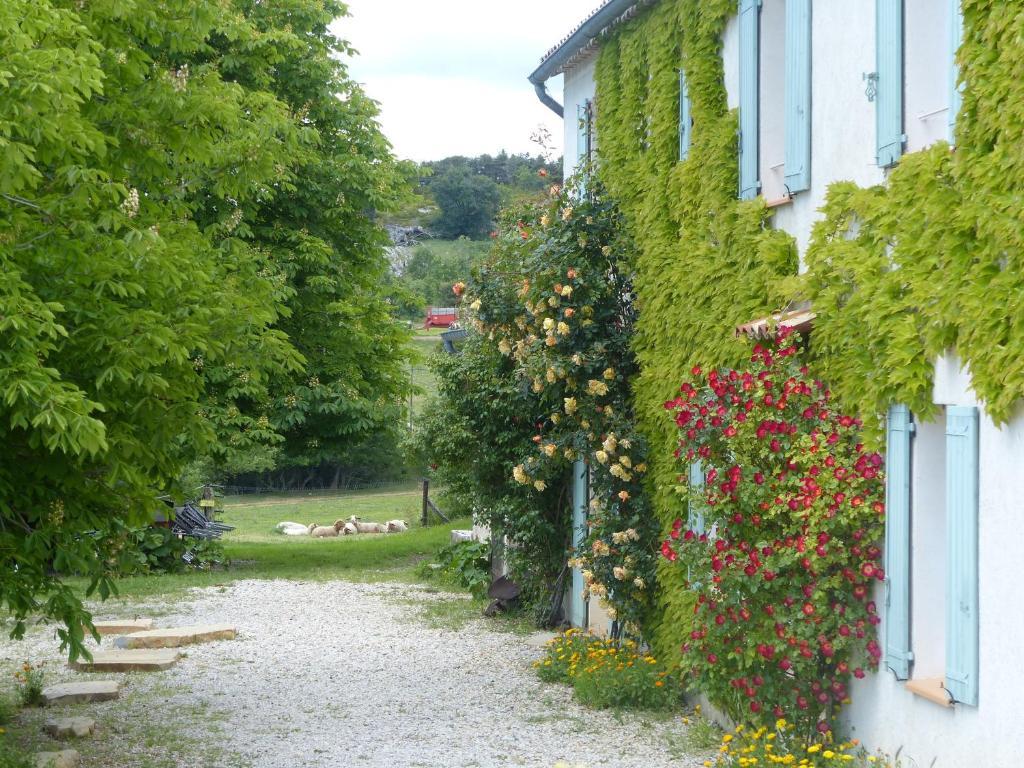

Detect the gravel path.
[{"left": 3, "top": 580, "right": 709, "bottom": 768}]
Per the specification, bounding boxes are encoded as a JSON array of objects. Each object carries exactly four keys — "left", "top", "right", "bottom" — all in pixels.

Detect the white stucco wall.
[
  {"left": 563, "top": 56, "right": 599, "bottom": 181},
  {"left": 843, "top": 355, "right": 1024, "bottom": 766}
]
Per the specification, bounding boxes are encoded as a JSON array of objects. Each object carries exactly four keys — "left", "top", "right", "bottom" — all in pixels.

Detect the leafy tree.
[
  {"left": 0, "top": 0, "right": 408, "bottom": 657},
  {"left": 198, "top": 0, "right": 415, "bottom": 479},
  {"left": 430, "top": 168, "right": 502, "bottom": 239}
]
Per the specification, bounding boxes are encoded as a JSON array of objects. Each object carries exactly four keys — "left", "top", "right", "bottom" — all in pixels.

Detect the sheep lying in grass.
[
  {"left": 335, "top": 520, "right": 358, "bottom": 536},
  {"left": 347, "top": 515, "right": 388, "bottom": 534},
  {"left": 308, "top": 521, "right": 344, "bottom": 538},
  {"left": 386, "top": 519, "right": 409, "bottom": 533},
  {"left": 276, "top": 521, "right": 311, "bottom": 536}
]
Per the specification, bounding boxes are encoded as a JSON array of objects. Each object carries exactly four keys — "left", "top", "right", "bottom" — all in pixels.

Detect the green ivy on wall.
[
  {"left": 593, "top": 0, "right": 797, "bottom": 666},
  {"left": 804, "top": 0, "right": 1024, "bottom": 428}
]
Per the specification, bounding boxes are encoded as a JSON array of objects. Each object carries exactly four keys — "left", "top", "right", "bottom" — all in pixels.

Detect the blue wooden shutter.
[
  {"left": 884, "top": 404, "right": 913, "bottom": 680},
  {"left": 945, "top": 406, "right": 979, "bottom": 706},
  {"left": 875, "top": 0, "right": 904, "bottom": 166},
  {"left": 948, "top": 0, "right": 963, "bottom": 143},
  {"left": 784, "top": 0, "right": 811, "bottom": 194},
  {"left": 679, "top": 69, "right": 692, "bottom": 161},
  {"left": 688, "top": 461, "right": 705, "bottom": 535},
  {"left": 569, "top": 458, "right": 589, "bottom": 628},
  {"left": 738, "top": 0, "right": 760, "bottom": 199}
]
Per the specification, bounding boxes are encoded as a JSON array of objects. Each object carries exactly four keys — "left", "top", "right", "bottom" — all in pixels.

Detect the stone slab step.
[
  {"left": 92, "top": 620, "right": 155, "bottom": 636},
  {"left": 71, "top": 649, "right": 179, "bottom": 673},
  {"left": 44, "top": 717, "right": 95, "bottom": 739},
  {"left": 113, "top": 624, "right": 236, "bottom": 650},
  {"left": 35, "top": 749, "right": 79, "bottom": 768},
  {"left": 42, "top": 681, "right": 120, "bottom": 705}
]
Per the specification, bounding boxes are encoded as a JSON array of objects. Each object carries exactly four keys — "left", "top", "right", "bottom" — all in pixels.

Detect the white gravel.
[{"left": 3, "top": 580, "right": 710, "bottom": 768}]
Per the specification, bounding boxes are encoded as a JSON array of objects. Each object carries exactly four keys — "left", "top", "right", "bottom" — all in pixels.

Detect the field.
[
  {"left": 407, "top": 328, "right": 444, "bottom": 419},
  {"left": 90, "top": 485, "right": 468, "bottom": 605}
]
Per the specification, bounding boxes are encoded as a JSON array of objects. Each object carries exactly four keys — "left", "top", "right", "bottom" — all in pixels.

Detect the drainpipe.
[
  {"left": 527, "top": 0, "right": 642, "bottom": 118},
  {"left": 532, "top": 82, "right": 563, "bottom": 118}
]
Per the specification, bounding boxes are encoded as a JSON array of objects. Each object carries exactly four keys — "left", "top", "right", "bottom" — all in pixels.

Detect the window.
[
  {"left": 577, "top": 100, "right": 594, "bottom": 168},
  {"left": 875, "top": 0, "right": 963, "bottom": 164},
  {"left": 904, "top": 0, "right": 957, "bottom": 153},
  {"left": 884, "top": 404, "right": 979, "bottom": 706},
  {"left": 679, "top": 69, "right": 692, "bottom": 161},
  {"left": 738, "top": 0, "right": 811, "bottom": 200}
]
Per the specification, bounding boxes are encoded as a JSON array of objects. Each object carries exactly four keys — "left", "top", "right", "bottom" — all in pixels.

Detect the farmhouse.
[{"left": 529, "top": 1, "right": 1024, "bottom": 764}]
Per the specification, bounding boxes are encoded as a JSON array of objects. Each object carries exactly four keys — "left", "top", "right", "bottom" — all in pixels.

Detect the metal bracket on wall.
[{"left": 863, "top": 72, "right": 879, "bottom": 102}]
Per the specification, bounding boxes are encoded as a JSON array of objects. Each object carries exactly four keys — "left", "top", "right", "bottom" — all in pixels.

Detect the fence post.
[{"left": 421, "top": 478, "right": 430, "bottom": 526}]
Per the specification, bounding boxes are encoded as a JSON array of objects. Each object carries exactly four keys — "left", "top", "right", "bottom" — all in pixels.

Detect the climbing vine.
[
  {"left": 803, "top": 0, "right": 1024, "bottom": 428},
  {"left": 467, "top": 177, "right": 660, "bottom": 632},
  {"left": 593, "top": 0, "right": 797, "bottom": 665}
]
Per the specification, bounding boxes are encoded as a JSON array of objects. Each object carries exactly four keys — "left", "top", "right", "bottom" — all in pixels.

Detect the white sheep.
[
  {"left": 347, "top": 515, "right": 388, "bottom": 534},
  {"left": 276, "top": 521, "right": 311, "bottom": 536},
  {"left": 308, "top": 521, "right": 344, "bottom": 538},
  {"left": 386, "top": 520, "right": 409, "bottom": 533}
]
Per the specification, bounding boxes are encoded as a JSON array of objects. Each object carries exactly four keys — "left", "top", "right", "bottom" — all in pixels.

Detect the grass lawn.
[
  {"left": 88, "top": 486, "right": 468, "bottom": 606},
  {"left": 408, "top": 329, "right": 443, "bottom": 418}
]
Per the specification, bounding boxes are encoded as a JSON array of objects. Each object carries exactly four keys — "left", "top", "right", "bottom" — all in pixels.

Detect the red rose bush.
[{"left": 663, "top": 330, "right": 885, "bottom": 736}]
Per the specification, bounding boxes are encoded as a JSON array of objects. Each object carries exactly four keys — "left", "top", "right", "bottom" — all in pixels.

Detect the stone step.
[
  {"left": 35, "top": 749, "right": 79, "bottom": 768},
  {"left": 113, "top": 624, "right": 236, "bottom": 650},
  {"left": 71, "top": 649, "right": 179, "bottom": 673},
  {"left": 91, "top": 620, "right": 155, "bottom": 636},
  {"left": 42, "top": 681, "right": 120, "bottom": 705},
  {"left": 44, "top": 717, "right": 95, "bottom": 739}
]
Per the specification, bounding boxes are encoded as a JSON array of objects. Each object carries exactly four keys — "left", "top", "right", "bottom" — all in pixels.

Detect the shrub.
[
  {"left": 663, "top": 331, "right": 886, "bottom": 736},
  {"left": 14, "top": 662, "right": 44, "bottom": 708},
  {"left": 534, "top": 629, "right": 679, "bottom": 711},
  {"left": 117, "top": 526, "right": 225, "bottom": 575},
  {"left": 434, "top": 540, "right": 491, "bottom": 599}
]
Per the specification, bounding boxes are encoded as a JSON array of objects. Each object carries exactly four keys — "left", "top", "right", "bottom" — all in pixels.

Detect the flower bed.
[
  {"left": 535, "top": 629, "right": 679, "bottom": 711},
  {"left": 707, "top": 720, "right": 894, "bottom": 767}
]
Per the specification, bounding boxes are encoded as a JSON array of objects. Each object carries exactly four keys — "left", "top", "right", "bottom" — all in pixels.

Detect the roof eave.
[{"left": 527, "top": 0, "right": 647, "bottom": 86}]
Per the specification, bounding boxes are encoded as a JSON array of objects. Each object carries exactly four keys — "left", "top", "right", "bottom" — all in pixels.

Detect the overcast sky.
[{"left": 331, "top": 0, "right": 600, "bottom": 162}]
